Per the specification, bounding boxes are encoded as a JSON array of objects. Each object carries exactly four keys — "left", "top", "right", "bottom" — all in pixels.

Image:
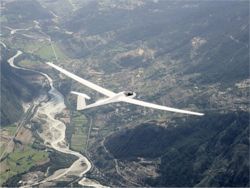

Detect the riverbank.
[{"left": 4, "top": 50, "right": 105, "bottom": 187}]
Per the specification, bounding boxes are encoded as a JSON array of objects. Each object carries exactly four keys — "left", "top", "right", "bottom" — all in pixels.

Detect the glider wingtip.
[
  {"left": 46, "top": 62, "right": 53, "bottom": 66},
  {"left": 191, "top": 112, "right": 204, "bottom": 116}
]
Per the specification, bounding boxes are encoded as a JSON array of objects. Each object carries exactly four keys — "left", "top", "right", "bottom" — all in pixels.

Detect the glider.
[{"left": 46, "top": 62, "right": 204, "bottom": 116}]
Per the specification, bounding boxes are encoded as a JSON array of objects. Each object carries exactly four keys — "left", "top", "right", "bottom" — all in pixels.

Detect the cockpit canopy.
[{"left": 124, "top": 91, "right": 134, "bottom": 96}]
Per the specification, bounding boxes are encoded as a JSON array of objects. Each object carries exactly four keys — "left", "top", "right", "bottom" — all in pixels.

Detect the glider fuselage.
[{"left": 84, "top": 91, "right": 136, "bottom": 110}]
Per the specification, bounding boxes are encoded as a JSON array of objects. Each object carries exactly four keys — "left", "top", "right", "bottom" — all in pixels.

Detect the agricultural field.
[
  {"left": 1, "top": 0, "right": 249, "bottom": 187},
  {"left": 70, "top": 112, "right": 89, "bottom": 152},
  {"left": 0, "top": 123, "right": 49, "bottom": 186},
  {"left": 18, "top": 60, "right": 43, "bottom": 69},
  {"left": 1, "top": 124, "right": 17, "bottom": 136},
  {"left": 0, "top": 124, "right": 17, "bottom": 156},
  {"left": 32, "top": 41, "right": 67, "bottom": 61},
  {"left": 0, "top": 146, "right": 48, "bottom": 185}
]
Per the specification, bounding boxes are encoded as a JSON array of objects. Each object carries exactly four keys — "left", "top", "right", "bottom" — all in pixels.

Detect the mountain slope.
[
  {"left": 106, "top": 112, "right": 249, "bottom": 187},
  {"left": 58, "top": 1, "right": 249, "bottom": 186},
  {"left": 0, "top": 48, "right": 41, "bottom": 126}
]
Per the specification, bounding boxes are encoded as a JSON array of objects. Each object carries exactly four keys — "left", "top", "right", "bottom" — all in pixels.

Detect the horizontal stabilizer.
[
  {"left": 70, "top": 91, "right": 90, "bottom": 110},
  {"left": 71, "top": 91, "right": 91, "bottom": 99}
]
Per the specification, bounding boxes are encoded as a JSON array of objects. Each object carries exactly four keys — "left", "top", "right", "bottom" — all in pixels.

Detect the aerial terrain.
[{"left": 0, "top": 0, "right": 249, "bottom": 187}]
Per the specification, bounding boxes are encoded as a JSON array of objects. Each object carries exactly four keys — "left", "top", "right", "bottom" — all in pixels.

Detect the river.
[{"left": 7, "top": 50, "right": 106, "bottom": 187}]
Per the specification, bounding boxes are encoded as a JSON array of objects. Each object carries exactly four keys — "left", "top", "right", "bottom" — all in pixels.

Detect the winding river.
[{"left": 7, "top": 50, "right": 106, "bottom": 187}]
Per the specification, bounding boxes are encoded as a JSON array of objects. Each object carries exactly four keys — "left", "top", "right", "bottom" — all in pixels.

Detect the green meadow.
[
  {"left": 0, "top": 146, "right": 48, "bottom": 186},
  {"left": 70, "top": 112, "right": 89, "bottom": 152}
]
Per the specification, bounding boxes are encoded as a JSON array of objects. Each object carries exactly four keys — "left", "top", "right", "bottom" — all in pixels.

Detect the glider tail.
[{"left": 70, "top": 91, "right": 91, "bottom": 110}]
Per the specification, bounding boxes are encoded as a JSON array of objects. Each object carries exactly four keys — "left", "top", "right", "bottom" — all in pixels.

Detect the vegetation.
[
  {"left": 0, "top": 16, "right": 7, "bottom": 23},
  {"left": 22, "top": 42, "right": 44, "bottom": 54},
  {"left": 3, "top": 150, "right": 78, "bottom": 187},
  {"left": 70, "top": 112, "right": 89, "bottom": 152},
  {"left": 1, "top": 0, "right": 249, "bottom": 187},
  {"left": 18, "top": 60, "right": 42, "bottom": 68},
  {"left": 3, "top": 0, "right": 52, "bottom": 23},
  {"left": 106, "top": 112, "right": 249, "bottom": 187},
  {"left": 0, "top": 146, "right": 48, "bottom": 185},
  {"left": 33, "top": 42, "right": 66, "bottom": 61},
  {"left": 35, "top": 44, "right": 56, "bottom": 60},
  {"left": 1, "top": 124, "right": 17, "bottom": 136},
  {"left": 1, "top": 50, "right": 23, "bottom": 125}
]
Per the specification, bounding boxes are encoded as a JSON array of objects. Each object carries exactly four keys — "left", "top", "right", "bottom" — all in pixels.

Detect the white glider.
[{"left": 46, "top": 62, "right": 204, "bottom": 116}]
